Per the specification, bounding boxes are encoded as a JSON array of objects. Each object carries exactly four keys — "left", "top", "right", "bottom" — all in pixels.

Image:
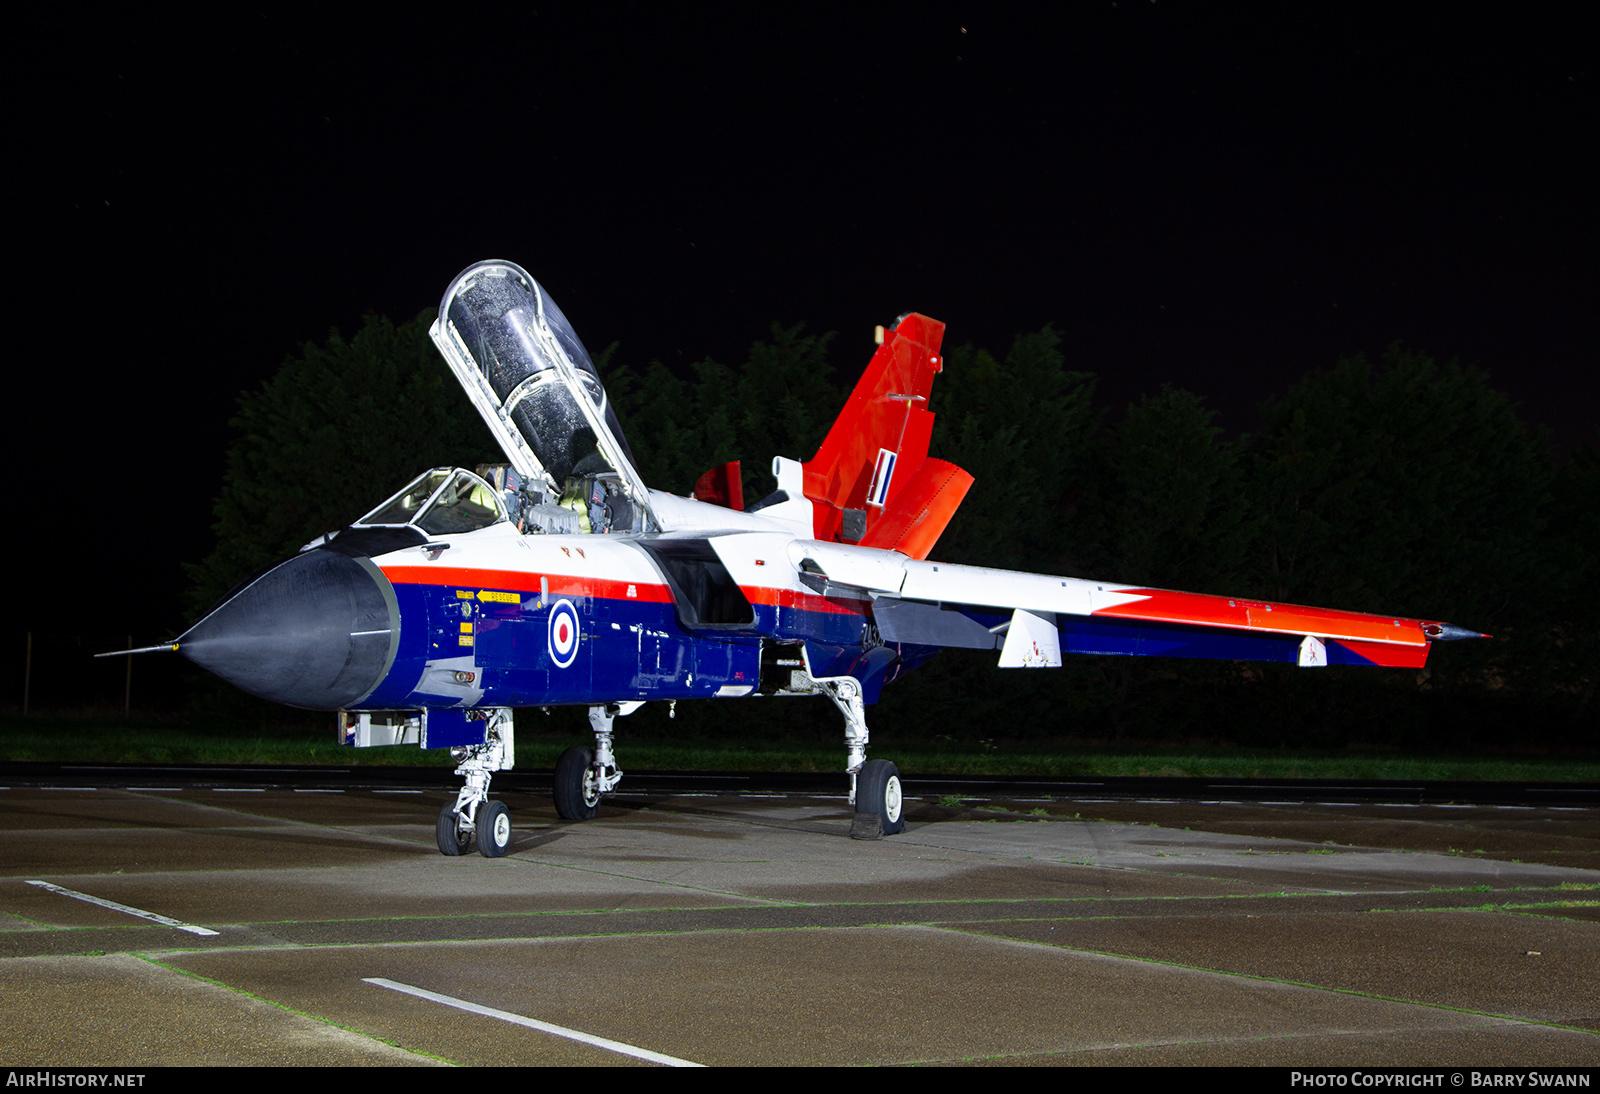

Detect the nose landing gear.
[{"left": 435, "top": 707, "right": 516, "bottom": 857}]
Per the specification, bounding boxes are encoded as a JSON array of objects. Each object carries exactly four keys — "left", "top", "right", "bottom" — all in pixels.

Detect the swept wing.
[{"left": 788, "top": 539, "right": 1477, "bottom": 670}]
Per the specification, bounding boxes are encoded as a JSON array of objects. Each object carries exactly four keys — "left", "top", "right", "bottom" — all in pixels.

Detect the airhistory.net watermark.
[{"left": 5, "top": 1075, "right": 146, "bottom": 1088}]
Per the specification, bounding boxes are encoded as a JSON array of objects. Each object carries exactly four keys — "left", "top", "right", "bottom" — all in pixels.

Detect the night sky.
[{"left": 15, "top": 5, "right": 1595, "bottom": 639}]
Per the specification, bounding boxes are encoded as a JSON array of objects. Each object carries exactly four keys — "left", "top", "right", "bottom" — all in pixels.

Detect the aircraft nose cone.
[{"left": 180, "top": 551, "right": 400, "bottom": 709}]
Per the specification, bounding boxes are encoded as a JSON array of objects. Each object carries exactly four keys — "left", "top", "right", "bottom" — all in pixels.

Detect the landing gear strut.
[
  {"left": 436, "top": 707, "right": 515, "bottom": 857},
  {"left": 553, "top": 702, "right": 637, "bottom": 821}
]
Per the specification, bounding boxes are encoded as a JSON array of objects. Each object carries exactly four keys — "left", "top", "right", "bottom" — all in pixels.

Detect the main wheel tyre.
[
  {"left": 436, "top": 803, "right": 470, "bottom": 856},
  {"left": 856, "top": 759, "right": 906, "bottom": 836},
  {"left": 477, "top": 800, "right": 512, "bottom": 858},
  {"left": 554, "top": 745, "right": 601, "bottom": 821}
]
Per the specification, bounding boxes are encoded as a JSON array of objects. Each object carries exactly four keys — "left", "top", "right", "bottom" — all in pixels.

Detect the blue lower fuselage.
[{"left": 356, "top": 531, "right": 932, "bottom": 713}]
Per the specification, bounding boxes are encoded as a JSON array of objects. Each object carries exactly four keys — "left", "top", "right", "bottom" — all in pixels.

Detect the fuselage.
[
  {"left": 180, "top": 475, "right": 1442, "bottom": 717},
  {"left": 357, "top": 519, "right": 898, "bottom": 712}
]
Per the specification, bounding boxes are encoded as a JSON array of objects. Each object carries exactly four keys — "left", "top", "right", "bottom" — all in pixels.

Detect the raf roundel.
[{"left": 547, "top": 598, "right": 581, "bottom": 669}]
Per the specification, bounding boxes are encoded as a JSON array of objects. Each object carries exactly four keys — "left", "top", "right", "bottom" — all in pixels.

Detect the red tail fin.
[{"left": 800, "top": 314, "right": 971, "bottom": 558}]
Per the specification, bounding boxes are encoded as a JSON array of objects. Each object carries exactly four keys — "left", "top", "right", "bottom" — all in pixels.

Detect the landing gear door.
[{"left": 429, "top": 261, "right": 658, "bottom": 532}]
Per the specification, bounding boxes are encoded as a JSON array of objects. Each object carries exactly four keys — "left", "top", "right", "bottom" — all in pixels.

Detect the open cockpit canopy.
[{"left": 429, "top": 262, "right": 654, "bottom": 532}]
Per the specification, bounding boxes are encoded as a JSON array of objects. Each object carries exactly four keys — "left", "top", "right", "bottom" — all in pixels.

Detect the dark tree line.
[
  {"left": 184, "top": 312, "right": 499, "bottom": 619},
  {"left": 190, "top": 311, "right": 1598, "bottom": 748}
]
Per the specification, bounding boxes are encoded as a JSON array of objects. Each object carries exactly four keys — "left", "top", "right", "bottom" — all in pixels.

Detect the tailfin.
[{"left": 800, "top": 314, "right": 972, "bottom": 558}]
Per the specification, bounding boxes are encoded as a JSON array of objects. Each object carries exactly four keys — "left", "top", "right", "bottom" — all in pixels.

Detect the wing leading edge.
[{"left": 787, "top": 539, "right": 1481, "bottom": 670}]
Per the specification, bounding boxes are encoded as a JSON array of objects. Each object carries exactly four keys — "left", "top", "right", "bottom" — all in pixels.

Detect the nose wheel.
[
  {"left": 436, "top": 803, "right": 470, "bottom": 855},
  {"left": 477, "top": 800, "right": 512, "bottom": 857},
  {"left": 435, "top": 799, "right": 513, "bottom": 857}
]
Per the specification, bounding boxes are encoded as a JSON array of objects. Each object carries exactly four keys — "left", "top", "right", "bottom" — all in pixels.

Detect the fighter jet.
[{"left": 160, "top": 260, "right": 1484, "bottom": 856}]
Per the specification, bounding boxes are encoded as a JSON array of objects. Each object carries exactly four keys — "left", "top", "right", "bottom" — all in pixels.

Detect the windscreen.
[
  {"left": 359, "top": 469, "right": 449, "bottom": 526},
  {"left": 355, "top": 468, "right": 504, "bottom": 534}
]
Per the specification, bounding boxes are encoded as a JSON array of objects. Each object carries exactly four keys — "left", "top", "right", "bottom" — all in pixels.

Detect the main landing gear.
[
  {"left": 553, "top": 702, "right": 638, "bottom": 821},
  {"left": 436, "top": 708, "right": 516, "bottom": 857},
  {"left": 817, "top": 676, "right": 904, "bottom": 839},
  {"left": 532, "top": 680, "right": 904, "bottom": 841}
]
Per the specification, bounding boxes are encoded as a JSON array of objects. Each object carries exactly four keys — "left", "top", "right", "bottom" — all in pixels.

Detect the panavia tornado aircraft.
[{"left": 154, "top": 260, "right": 1483, "bottom": 857}]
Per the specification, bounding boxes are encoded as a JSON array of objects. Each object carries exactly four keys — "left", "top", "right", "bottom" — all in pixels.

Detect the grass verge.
[{"left": 2, "top": 714, "right": 1598, "bottom": 781}]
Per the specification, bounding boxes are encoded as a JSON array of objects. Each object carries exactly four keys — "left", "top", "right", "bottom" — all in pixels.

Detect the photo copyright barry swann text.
[{"left": 1291, "top": 1074, "right": 1592, "bottom": 1088}]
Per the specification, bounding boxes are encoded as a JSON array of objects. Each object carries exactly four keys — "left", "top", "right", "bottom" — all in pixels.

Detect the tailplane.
[{"left": 799, "top": 314, "right": 972, "bottom": 559}]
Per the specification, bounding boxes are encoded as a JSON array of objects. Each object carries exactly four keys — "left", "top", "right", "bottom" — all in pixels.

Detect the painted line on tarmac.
[
  {"left": 363, "top": 978, "right": 704, "bottom": 1067},
  {"left": 24, "top": 880, "right": 220, "bottom": 936}
]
